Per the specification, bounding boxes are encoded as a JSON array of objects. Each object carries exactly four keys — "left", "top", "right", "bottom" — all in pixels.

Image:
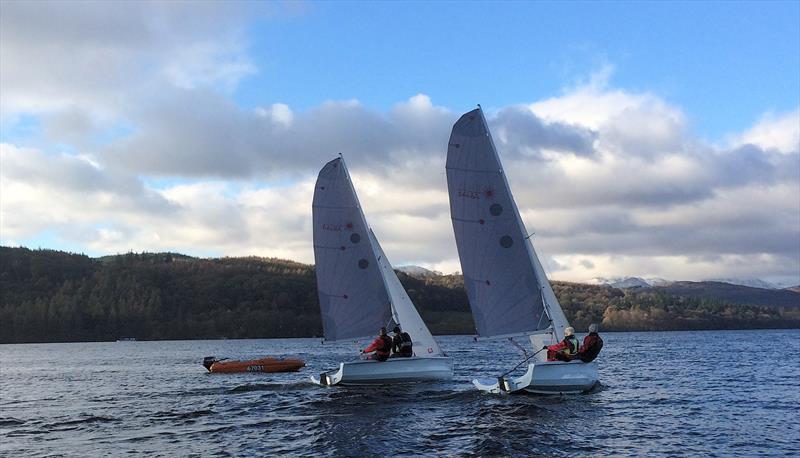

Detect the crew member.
[
  {"left": 391, "top": 326, "right": 413, "bottom": 357},
  {"left": 544, "top": 326, "right": 580, "bottom": 361},
  {"left": 577, "top": 323, "right": 603, "bottom": 362},
  {"left": 362, "top": 327, "right": 392, "bottom": 362}
]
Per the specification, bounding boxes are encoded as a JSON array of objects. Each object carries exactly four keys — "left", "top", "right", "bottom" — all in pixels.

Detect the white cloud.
[
  {"left": 730, "top": 109, "right": 800, "bottom": 154},
  {"left": 3, "top": 84, "right": 798, "bottom": 284},
  {"left": 161, "top": 41, "right": 257, "bottom": 91},
  {"left": 0, "top": 0, "right": 260, "bottom": 117},
  {"left": 0, "top": 4, "right": 797, "bottom": 284},
  {"left": 257, "top": 103, "right": 295, "bottom": 128}
]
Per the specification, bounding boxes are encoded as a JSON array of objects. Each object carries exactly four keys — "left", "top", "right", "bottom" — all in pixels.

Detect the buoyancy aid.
[
  {"left": 393, "top": 332, "right": 413, "bottom": 357},
  {"left": 376, "top": 335, "right": 392, "bottom": 360},
  {"left": 578, "top": 333, "right": 603, "bottom": 362},
  {"left": 546, "top": 335, "right": 580, "bottom": 361},
  {"left": 565, "top": 335, "right": 579, "bottom": 355}
]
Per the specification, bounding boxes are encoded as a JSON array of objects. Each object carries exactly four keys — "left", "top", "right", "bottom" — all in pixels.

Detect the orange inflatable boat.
[{"left": 202, "top": 356, "right": 305, "bottom": 374}]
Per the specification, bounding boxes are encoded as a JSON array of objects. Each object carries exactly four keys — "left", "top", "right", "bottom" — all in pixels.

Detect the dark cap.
[{"left": 393, "top": 326, "right": 401, "bottom": 334}]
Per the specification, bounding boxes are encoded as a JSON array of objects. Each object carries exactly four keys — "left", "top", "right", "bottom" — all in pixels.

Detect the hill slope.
[
  {"left": 1, "top": 247, "right": 798, "bottom": 343},
  {"left": 654, "top": 281, "right": 799, "bottom": 308}
]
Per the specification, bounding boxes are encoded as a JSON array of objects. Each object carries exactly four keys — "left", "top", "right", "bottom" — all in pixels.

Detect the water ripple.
[{"left": 0, "top": 331, "right": 798, "bottom": 456}]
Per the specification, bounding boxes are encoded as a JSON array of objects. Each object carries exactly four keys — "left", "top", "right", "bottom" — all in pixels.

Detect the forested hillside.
[{"left": 1, "top": 247, "right": 798, "bottom": 343}]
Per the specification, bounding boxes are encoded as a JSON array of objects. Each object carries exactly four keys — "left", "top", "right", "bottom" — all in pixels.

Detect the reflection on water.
[{"left": 1, "top": 330, "right": 798, "bottom": 456}]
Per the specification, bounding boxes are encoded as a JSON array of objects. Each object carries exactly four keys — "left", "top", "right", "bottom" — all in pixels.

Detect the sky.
[{"left": 1, "top": 0, "right": 798, "bottom": 285}]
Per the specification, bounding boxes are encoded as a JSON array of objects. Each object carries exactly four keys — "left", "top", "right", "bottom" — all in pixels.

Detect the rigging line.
[
  {"left": 535, "top": 304, "right": 547, "bottom": 330},
  {"left": 509, "top": 337, "right": 528, "bottom": 358},
  {"left": 500, "top": 347, "right": 547, "bottom": 378}
]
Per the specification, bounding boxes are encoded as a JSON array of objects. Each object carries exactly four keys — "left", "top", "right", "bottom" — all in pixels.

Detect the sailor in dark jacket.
[
  {"left": 391, "top": 326, "right": 413, "bottom": 357},
  {"left": 577, "top": 323, "right": 604, "bottom": 362}
]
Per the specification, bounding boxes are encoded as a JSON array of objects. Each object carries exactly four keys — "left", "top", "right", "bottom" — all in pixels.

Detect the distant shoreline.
[
  {"left": 2, "top": 327, "right": 799, "bottom": 346},
  {"left": 2, "top": 247, "right": 798, "bottom": 345}
]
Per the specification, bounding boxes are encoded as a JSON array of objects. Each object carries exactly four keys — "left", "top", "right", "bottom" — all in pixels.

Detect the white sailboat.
[
  {"left": 310, "top": 156, "right": 453, "bottom": 386},
  {"left": 446, "top": 107, "right": 599, "bottom": 394}
]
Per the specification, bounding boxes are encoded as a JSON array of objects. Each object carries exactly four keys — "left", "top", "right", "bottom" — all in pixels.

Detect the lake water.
[{"left": 1, "top": 330, "right": 798, "bottom": 457}]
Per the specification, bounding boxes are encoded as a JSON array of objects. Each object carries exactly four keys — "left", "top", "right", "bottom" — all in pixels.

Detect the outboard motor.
[{"left": 203, "top": 356, "right": 217, "bottom": 372}]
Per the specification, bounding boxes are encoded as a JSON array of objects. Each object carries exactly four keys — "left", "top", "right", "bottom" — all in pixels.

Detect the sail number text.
[{"left": 458, "top": 190, "right": 480, "bottom": 199}]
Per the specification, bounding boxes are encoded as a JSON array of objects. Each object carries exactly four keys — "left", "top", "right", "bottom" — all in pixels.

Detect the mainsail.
[
  {"left": 446, "top": 107, "right": 569, "bottom": 340},
  {"left": 313, "top": 156, "right": 443, "bottom": 356},
  {"left": 313, "top": 157, "right": 392, "bottom": 341}
]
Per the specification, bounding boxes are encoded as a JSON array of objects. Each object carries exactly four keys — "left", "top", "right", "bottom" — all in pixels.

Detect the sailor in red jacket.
[
  {"left": 361, "top": 327, "right": 392, "bottom": 362},
  {"left": 544, "top": 326, "right": 580, "bottom": 361},
  {"left": 577, "top": 323, "right": 604, "bottom": 362}
]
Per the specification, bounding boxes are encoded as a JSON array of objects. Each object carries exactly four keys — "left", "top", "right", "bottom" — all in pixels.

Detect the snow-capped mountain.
[
  {"left": 590, "top": 276, "right": 786, "bottom": 290},
  {"left": 397, "top": 265, "right": 442, "bottom": 278},
  {"left": 589, "top": 277, "right": 653, "bottom": 288},
  {"left": 644, "top": 277, "right": 672, "bottom": 286}
]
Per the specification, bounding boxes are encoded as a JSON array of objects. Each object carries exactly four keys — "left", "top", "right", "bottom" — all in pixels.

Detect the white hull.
[
  {"left": 473, "top": 360, "right": 598, "bottom": 394},
  {"left": 310, "top": 356, "right": 453, "bottom": 386}
]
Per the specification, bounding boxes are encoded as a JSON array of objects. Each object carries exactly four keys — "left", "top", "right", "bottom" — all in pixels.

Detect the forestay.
[
  {"left": 370, "top": 230, "right": 442, "bottom": 357},
  {"left": 446, "top": 107, "right": 561, "bottom": 339},
  {"left": 313, "top": 157, "right": 393, "bottom": 341}
]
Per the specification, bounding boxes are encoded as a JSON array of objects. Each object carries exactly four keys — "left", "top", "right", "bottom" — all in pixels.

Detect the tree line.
[{"left": 1, "top": 247, "right": 798, "bottom": 343}]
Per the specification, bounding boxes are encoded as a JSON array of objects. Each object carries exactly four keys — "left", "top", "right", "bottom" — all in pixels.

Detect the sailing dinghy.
[
  {"left": 310, "top": 156, "right": 453, "bottom": 386},
  {"left": 446, "top": 107, "right": 599, "bottom": 394}
]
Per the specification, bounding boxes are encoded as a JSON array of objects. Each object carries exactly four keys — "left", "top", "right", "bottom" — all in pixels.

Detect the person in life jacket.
[
  {"left": 577, "top": 323, "right": 604, "bottom": 363},
  {"left": 391, "top": 326, "right": 413, "bottom": 357},
  {"left": 361, "top": 327, "right": 393, "bottom": 362},
  {"left": 544, "top": 326, "right": 580, "bottom": 361}
]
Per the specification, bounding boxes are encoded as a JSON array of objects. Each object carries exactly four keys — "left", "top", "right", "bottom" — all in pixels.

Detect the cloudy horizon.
[{"left": 1, "top": 1, "right": 798, "bottom": 286}]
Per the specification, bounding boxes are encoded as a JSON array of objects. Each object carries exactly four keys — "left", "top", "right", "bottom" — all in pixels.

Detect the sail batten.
[{"left": 447, "top": 107, "right": 566, "bottom": 339}]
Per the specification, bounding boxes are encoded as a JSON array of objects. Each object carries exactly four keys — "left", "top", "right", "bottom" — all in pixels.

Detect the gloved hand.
[{"left": 542, "top": 346, "right": 549, "bottom": 350}]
